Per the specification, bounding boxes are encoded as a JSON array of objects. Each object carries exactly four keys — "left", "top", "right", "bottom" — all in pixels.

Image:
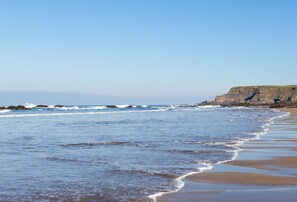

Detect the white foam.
[
  {"left": 116, "top": 105, "right": 130, "bottom": 108},
  {"left": 232, "top": 106, "right": 247, "bottom": 109},
  {"left": 87, "top": 106, "right": 107, "bottom": 110},
  {"left": 141, "top": 105, "right": 148, "bottom": 108},
  {"left": 0, "top": 109, "right": 11, "bottom": 113},
  {"left": 169, "top": 105, "right": 176, "bottom": 109},
  {"left": 197, "top": 105, "right": 221, "bottom": 109},
  {"left": 148, "top": 162, "right": 213, "bottom": 201},
  {"left": 59, "top": 106, "right": 80, "bottom": 110},
  {"left": 23, "top": 103, "right": 36, "bottom": 108}
]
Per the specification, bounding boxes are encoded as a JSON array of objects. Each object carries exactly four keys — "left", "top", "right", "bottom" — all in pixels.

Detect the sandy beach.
[
  {"left": 278, "top": 108, "right": 297, "bottom": 116},
  {"left": 158, "top": 108, "right": 297, "bottom": 202}
]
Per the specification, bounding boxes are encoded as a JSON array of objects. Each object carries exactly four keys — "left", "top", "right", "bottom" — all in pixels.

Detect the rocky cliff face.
[{"left": 210, "top": 85, "right": 297, "bottom": 107}]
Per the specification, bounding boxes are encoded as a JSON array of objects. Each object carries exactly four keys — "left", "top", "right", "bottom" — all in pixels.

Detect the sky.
[{"left": 0, "top": 0, "right": 296, "bottom": 104}]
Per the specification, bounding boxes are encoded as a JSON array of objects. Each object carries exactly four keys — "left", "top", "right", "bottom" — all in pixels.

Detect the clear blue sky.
[{"left": 0, "top": 0, "right": 296, "bottom": 104}]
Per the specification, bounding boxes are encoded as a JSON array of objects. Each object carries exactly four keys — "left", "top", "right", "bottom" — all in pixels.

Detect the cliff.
[{"left": 205, "top": 85, "right": 297, "bottom": 107}]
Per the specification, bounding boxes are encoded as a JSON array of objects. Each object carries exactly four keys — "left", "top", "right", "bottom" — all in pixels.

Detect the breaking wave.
[{"left": 0, "top": 109, "right": 11, "bottom": 113}]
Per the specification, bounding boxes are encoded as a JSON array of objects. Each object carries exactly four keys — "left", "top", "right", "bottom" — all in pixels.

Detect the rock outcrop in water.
[
  {"left": 35, "top": 105, "right": 48, "bottom": 108},
  {"left": 0, "top": 104, "right": 135, "bottom": 111},
  {"left": 4, "top": 105, "right": 30, "bottom": 110},
  {"left": 0, "top": 105, "right": 66, "bottom": 111},
  {"left": 202, "top": 85, "right": 297, "bottom": 108}
]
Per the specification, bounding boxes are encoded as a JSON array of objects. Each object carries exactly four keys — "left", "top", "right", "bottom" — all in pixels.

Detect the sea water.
[{"left": 0, "top": 105, "right": 282, "bottom": 201}]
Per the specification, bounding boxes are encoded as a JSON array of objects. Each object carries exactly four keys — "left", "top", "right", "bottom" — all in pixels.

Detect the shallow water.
[{"left": 0, "top": 105, "right": 280, "bottom": 201}]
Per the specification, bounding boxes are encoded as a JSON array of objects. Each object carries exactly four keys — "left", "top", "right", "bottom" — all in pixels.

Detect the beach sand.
[
  {"left": 278, "top": 107, "right": 297, "bottom": 116},
  {"left": 158, "top": 108, "right": 297, "bottom": 202},
  {"left": 186, "top": 172, "right": 297, "bottom": 185},
  {"left": 227, "top": 156, "right": 297, "bottom": 170}
]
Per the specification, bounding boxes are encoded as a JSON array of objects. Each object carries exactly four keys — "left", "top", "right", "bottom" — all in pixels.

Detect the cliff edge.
[{"left": 204, "top": 85, "right": 297, "bottom": 107}]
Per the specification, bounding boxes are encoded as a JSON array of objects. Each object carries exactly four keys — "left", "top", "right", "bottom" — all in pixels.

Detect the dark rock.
[
  {"left": 16, "top": 105, "right": 29, "bottom": 110},
  {"left": 54, "top": 105, "right": 64, "bottom": 108},
  {"left": 36, "top": 105, "right": 48, "bottom": 108},
  {"left": 7, "top": 106, "right": 17, "bottom": 110},
  {"left": 273, "top": 97, "right": 281, "bottom": 103},
  {"left": 6, "top": 105, "right": 30, "bottom": 110},
  {"left": 198, "top": 100, "right": 216, "bottom": 106},
  {"left": 288, "top": 97, "right": 292, "bottom": 102},
  {"left": 106, "top": 105, "right": 117, "bottom": 108}
]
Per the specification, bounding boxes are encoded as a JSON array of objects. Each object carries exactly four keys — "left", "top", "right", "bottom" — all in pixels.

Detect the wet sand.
[
  {"left": 187, "top": 172, "right": 297, "bottom": 185},
  {"left": 227, "top": 156, "right": 297, "bottom": 170},
  {"left": 278, "top": 107, "right": 297, "bottom": 116},
  {"left": 158, "top": 109, "right": 297, "bottom": 202}
]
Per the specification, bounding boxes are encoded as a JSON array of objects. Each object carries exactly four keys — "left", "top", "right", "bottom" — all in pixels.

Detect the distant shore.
[{"left": 158, "top": 108, "right": 297, "bottom": 202}]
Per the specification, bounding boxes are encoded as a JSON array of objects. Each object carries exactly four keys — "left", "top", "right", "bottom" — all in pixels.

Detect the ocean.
[{"left": 0, "top": 104, "right": 282, "bottom": 201}]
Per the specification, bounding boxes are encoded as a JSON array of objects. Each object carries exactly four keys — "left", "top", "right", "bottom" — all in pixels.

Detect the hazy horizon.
[{"left": 0, "top": 91, "right": 216, "bottom": 105}]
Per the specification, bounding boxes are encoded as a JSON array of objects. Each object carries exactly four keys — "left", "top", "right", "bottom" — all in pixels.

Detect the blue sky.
[{"left": 0, "top": 0, "right": 296, "bottom": 104}]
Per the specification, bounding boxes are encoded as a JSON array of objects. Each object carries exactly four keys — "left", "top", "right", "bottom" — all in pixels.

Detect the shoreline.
[
  {"left": 277, "top": 107, "right": 297, "bottom": 116},
  {"left": 155, "top": 108, "right": 296, "bottom": 202}
]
